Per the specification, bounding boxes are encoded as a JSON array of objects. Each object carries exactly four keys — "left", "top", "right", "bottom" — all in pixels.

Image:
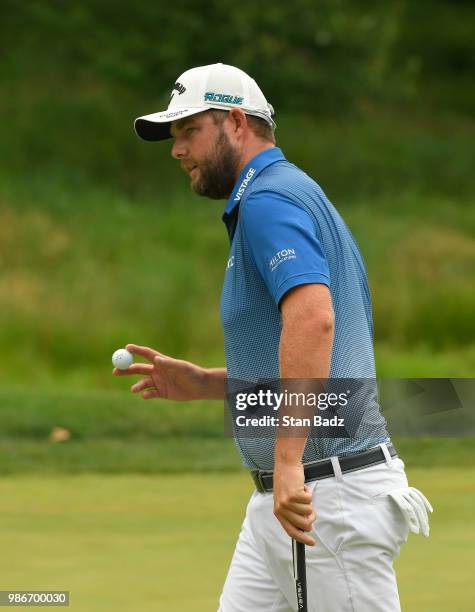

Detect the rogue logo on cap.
[{"left": 204, "top": 92, "right": 244, "bottom": 105}]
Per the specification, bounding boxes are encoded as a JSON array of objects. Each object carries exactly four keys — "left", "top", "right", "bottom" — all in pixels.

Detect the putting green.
[{"left": 0, "top": 469, "right": 473, "bottom": 611}]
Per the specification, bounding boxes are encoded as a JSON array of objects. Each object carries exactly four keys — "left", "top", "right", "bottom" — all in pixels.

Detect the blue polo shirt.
[{"left": 221, "top": 147, "right": 389, "bottom": 470}]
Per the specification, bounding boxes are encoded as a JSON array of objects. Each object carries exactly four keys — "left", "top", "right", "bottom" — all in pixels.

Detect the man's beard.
[{"left": 191, "top": 130, "right": 240, "bottom": 200}]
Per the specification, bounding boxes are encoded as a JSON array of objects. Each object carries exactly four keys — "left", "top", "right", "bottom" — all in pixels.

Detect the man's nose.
[{"left": 171, "top": 138, "right": 186, "bottom": 160}]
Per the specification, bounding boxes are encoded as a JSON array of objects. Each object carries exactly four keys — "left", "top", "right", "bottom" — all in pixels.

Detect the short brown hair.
[
  {"left": 246, "top": 115, "right": 276, "bottom": 144},
  {"left": 209, "top": 109, "right": 276, "bottom": 144}
]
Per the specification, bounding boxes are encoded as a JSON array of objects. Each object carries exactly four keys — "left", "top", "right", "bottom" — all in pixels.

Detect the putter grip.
[{"left": 292, "top": 539, "right": 308, "bottom": 612}]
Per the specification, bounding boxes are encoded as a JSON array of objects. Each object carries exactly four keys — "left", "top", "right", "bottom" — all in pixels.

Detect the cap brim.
[{"left": 134, "top": 107, "right": 209, "bottom": 141}]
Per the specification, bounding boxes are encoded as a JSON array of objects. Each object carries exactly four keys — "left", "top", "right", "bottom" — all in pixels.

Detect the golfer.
[{"left": 115, "top": 63, "right": 432, "bottom": 611}]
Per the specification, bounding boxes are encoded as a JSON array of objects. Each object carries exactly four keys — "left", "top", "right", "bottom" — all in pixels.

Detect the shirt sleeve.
[{"left": 240, "top": 190, "right": 331, "bottom": 306}]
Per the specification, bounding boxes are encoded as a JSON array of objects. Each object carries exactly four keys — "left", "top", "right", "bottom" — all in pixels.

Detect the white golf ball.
[{"left": 112, "top": 348, "right": 133, "bottom": 370}]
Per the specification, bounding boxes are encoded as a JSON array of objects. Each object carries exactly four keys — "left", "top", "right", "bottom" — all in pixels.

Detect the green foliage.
[
  {"left": 1, "top": 107, "right": 474, "bottom": 387},
  {"left": 0, "top": 2, "right": 473, "bottom": 390},
  {"left": 1, "top": 1, "right": 474, "bottom": 190},
  {"left": 3, "top": 0, "right": 474, "bottom": 111}
]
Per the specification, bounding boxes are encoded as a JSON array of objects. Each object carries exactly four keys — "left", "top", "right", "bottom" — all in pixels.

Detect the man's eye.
[{"left": 186, "top": 127, "right": 196, "bottom": 135}]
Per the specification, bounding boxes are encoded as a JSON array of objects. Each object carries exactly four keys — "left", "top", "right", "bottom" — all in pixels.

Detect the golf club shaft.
[{"left": 292, "top": 539, "right": 308, "bottom": 611}]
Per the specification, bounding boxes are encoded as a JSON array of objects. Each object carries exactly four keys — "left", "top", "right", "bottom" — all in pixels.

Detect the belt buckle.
[
  {"left": 252, "top": 470, "right": 264, "bottom": 492},
  {"left": 252, "top": 470, "right": 270, "bottom": 493}
]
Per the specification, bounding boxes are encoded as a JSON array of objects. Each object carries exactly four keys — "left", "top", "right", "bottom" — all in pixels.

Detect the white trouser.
[{"left": 219, "top": 450, "right": 415, "bottom": 612}]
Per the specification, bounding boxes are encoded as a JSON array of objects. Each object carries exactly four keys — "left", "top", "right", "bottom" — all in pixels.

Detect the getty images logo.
[{"left": 234, "top": 168, "right": 256, "bottom": 202}]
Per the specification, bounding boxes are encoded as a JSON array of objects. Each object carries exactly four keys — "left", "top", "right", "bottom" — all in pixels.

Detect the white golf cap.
[{"left": 134, "top": 63, "right": 276, "bottom": 141}]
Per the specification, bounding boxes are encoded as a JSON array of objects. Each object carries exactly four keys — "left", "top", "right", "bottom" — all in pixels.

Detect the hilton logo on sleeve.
[{"left": 269, "top": 248, "right": 297, "bottom": 272}]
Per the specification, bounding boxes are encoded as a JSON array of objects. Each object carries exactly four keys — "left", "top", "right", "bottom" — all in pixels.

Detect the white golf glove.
[{"left": 387, "top": 487, "right": 433, "bottom": 537}]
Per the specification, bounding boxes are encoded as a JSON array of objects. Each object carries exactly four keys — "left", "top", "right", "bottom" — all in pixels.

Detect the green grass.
[
  {"left": 1, "top": 437, "right": 474, "bottom": 475},
  {"left": 0, "top": 438, "right": 239, "bottom": 475},
  {"left": 0, "top": 386, "right": 473, "bottom": 474},
  {"left": 374, "top": 343, "right": 475, "bottom": 378},
  {"left": 0, "top": 468, "right": 473, "bottom": 611},
  {"left": 395, "top": 468, "right": 475, "bottom": 611},
  {"left": 0, "top": 109, "right": 474, "bottom": 389},
  {"left": 0, "top": 474, "right": 252, "bottom": 611}
]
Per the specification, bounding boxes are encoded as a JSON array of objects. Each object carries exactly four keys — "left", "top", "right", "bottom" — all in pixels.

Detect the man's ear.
[{"left": 227, "top": 108, "right": 248, "bottom": 136}]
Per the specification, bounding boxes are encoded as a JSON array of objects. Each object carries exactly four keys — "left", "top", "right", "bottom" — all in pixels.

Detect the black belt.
[{"left": 251, "top": 444, "right": 397, "bottom": 493}]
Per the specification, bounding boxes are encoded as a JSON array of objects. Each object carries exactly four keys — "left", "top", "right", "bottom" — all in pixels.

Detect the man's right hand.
[
  {"left": 112, "top": 344, "right": 226, "bottom": 401},
  {"left": 273, "top": 462, "right": 316, "bottom": 546}
]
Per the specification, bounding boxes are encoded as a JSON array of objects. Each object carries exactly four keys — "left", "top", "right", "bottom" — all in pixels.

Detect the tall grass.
[{"left": 1, "top": 109, "right": 474, "bottom": 387}]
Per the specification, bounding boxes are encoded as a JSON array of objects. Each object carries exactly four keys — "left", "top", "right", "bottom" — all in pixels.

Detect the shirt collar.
[{"left": 223, "top": 147, "right": 286, "bottom": 218}]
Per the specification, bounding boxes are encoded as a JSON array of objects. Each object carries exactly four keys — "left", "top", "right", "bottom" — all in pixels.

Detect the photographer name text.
[{"left": 235, "top": 415, "right": 345, "bottom": 427}]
